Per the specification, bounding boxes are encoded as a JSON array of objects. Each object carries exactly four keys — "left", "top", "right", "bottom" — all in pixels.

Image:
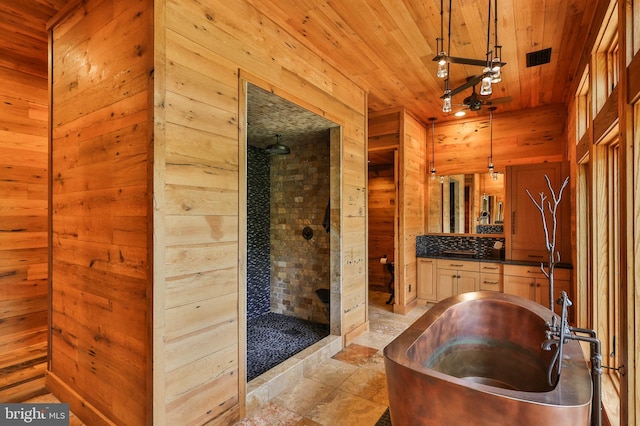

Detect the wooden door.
[{"left": 507, "top": 162, "right": 566, "bottom": 262}]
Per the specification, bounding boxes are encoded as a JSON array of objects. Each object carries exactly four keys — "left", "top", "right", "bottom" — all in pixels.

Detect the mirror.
[{"left": 427, "top": 173, "right": 504, "bottom": 234}]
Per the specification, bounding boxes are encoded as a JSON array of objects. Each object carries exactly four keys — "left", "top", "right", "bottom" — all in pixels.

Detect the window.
[
  {"left": 594, "top": 2, "right": 619, "bottom": 112},
  {"left": 575, "top": 68, "right": 590, "bottom": 143},
  {"left": 593, "top": 132, "right": 622, "bottom": 424}
]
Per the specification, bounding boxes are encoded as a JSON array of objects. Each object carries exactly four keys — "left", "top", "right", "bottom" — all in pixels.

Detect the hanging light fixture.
[
  {"left": 429, "top": 118, "right": 437, "bottom": 180},
  {"left": 436, "top": 0, "right": 450, "bottom": 80},
  {"left": 487, "top": 107, "right": 497, "bottom": 179},
  {"left": 479, "top": 0, "right": 493, "bottom": 96},
  {"left": 265, "top": 134, "right": 290, "bottom": 155},
  {"left": 490, "top": 0, "right": 502, "bottom": 84},
  {"left": 435, "top": 0, "right": 506, "bottom": 105},
  {"left": 442, "top": 85, "right": 452, "bottom": 113}
]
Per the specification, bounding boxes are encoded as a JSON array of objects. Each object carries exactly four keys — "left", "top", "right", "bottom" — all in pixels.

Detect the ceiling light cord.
[
  {"left": 492, "top": 0, "right": 502, "bottom": 83},
  {"left": 430, "top": 118, "right": 437, "bottom": 180},
  {"left": 488, "top": 107, "right": 496, "bottom": 178}
]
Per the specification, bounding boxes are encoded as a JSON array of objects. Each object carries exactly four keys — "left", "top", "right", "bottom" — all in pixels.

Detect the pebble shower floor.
[{"left": 246, "top": 312, "right": 330, "bottom": 382}]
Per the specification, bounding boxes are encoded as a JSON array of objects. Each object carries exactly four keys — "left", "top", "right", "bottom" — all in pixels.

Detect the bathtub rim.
[{"left": 383, "top": 291, "right": 593, "bottom": 408}]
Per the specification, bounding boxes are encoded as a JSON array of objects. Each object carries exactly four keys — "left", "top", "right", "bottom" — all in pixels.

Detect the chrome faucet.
[{"left": 541, "top": 291, "right": 602, "bottom": 426}]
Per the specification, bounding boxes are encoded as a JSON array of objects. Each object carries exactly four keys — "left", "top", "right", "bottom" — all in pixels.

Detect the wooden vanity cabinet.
[
  {"left": 435, "top": 259, "right": 480, "bottom": 300},
  {"left": 416, "top": 257, "right": 571, "bottom": 308},
  {"left": 503, "top": 264, "right": 571, "bottom": 307},
  {"left": 417, "top": 258, "right": 437, "bottom": 303}
]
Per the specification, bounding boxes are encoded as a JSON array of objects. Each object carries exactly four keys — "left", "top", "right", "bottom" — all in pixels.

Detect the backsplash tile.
[{"left": 416, "top": 234, "right": 506, "bottom": 259}]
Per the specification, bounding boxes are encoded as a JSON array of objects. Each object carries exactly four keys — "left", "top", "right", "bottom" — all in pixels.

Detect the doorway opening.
[
  {"left": 367, "top": 149, "right": 397, "bottom": 302},
  {"left": 245, "top": 83, "right": 339, "bottom": 382}
]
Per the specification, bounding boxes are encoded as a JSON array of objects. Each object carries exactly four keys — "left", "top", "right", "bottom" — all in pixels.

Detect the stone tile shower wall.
[
  {"left": 247, "top": 146, "right": 271, "bottom": 320},
  {"left": 271, "top": 131, "right": 331, "bottom": 323}
]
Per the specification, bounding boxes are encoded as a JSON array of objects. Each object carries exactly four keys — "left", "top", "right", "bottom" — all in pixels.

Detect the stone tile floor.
[
  {"left": 23, "top": 291, "right": 430, "bottom": 426},
  {"left": 235, "top": 291, "right": 431, "bottom": 426}
]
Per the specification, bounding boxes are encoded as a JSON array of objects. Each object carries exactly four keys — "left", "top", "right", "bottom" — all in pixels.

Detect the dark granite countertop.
[{"left": 416, "top": 254, "right": 573, "bottom": 269}]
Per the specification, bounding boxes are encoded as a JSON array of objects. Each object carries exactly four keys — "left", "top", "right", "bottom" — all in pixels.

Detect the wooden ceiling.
[
  {"left": 4, "top": 0, "right": 600, "bottom": 153},
  {"left": 248, "top": 0, "right": 599, "bottom": 123}
]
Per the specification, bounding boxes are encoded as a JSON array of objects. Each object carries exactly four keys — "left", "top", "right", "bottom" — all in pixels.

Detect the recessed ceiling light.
[{"left": 454, "top": 111, "right": 466, "bottom": 117}]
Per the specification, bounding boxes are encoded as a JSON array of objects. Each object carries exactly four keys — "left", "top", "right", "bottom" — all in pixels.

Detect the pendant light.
[
  {"left": 429, "top": 118, "right": 437, "bottom": 180},
  {"left": 479, "top": 0, "right": 493, "bottom": 96},
  {"left": 487, "top": 107, "right": 497, "bottom": 179}
]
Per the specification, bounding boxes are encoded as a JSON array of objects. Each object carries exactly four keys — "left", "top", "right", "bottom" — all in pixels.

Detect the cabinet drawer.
[
  {"left": 510, "top": 249, "right": 548, "bottom": 263},
  {"left": 504, "top": 264, "right": 545, "bottom": 278},
  {"left": 480, "top": 272, "right": 502, "bottom": 292},
  {"left": 504, "top": 264, "right": 570, "bottom": 280},
  {"left": 479, "top": 262, "right": 502, "bottom": 274},
  {"left": 436, "top": 259, "right": 479, "bottom": 272}
]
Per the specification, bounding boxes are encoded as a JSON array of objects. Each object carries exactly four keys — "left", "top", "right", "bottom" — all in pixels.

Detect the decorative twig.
[{"left": 526, "top": 175, "right": 569, "bottom": 313}]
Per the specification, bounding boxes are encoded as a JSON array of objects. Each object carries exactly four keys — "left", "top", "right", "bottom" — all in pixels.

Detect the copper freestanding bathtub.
[{"left": 384, "top": 291, "right": 592, "bottom": 425}]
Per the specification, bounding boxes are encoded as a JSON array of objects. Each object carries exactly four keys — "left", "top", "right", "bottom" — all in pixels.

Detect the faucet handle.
[{"left": 556, "top": 291, "right": 573, "bottom": 307}]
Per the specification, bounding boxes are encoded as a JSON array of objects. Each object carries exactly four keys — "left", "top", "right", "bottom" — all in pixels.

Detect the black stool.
[{"left": 386, "top": 262, "right": 395, "bottom": 305}]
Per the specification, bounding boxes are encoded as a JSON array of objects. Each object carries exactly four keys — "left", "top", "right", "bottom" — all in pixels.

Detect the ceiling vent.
[{"left": 526, "top": 48, "right": 552, "bottom": 67}]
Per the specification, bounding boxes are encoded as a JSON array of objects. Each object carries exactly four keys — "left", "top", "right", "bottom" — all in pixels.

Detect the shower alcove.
[{"left": 245, "top": 83, "right": 341, "bottom": 382}]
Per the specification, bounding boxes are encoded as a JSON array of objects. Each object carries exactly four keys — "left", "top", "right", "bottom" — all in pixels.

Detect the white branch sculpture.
[{"left": 526, "top": 175, "right": 569, "bottom": 313}]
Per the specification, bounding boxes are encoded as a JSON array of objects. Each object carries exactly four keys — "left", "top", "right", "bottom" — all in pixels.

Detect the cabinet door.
[
  {"left": 456, "top": 270, "right": 479, "bottom": 295},
  {"left": 538, "top": 277, "right": 571, "bottom": 308},
  {"left": 436, "top": 269, "right": 455, "bottom": 301},
  {"left": 533, "top": 281, "right": 549, "bottom": 306},
  {"left": 507, "top": 162, "right": 567, "bottom": 262},
  {"left": 417, "top": 259, "right": 437, "bottom": 302},
  {"left": 503, "top": 274, "right": 535, "bottom": 301}
]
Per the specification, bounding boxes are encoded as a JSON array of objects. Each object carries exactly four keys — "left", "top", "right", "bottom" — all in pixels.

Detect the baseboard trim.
[
  {"left": 45, "top": 371, "right": 116, "bottom": 426},
  {"left": 343, "top": 320, "right": 369, "bottom": 347},
  {"left": 393, "top": 298, "right": 417, "bottom": 315}
]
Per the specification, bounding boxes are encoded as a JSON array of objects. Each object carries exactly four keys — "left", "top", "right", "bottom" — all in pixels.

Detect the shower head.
[{"left": 265, "top": 134, "right": 290, "bottom": 155}]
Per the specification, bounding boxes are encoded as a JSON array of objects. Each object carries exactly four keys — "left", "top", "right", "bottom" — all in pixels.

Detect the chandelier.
[{"left": 434, "top": 0, "right": 506, "bottom": 112}]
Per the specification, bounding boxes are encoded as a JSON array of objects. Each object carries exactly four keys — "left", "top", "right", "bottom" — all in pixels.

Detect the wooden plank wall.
[
  {"left": 432, "top": 104, "right": 568, "bottom": 175},
  {"left": 155, "top": 0, "right": 367, "bottom": 424},
  {"left": 0, "top": 0, "right": 56, "bottom": 403},
  {"left": 397, "top": 113, "right": 425, "bottom": 311},
  {"left": 47, "top": 0, "right": 153, "bottom": 424}
]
